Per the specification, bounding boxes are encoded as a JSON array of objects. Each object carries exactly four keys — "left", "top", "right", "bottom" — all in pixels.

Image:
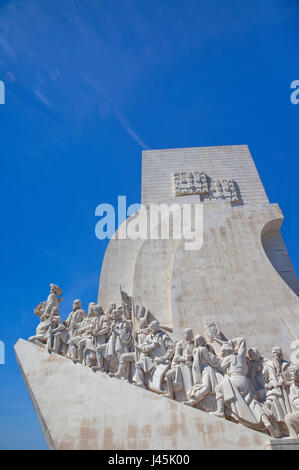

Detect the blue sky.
[{"left": 0, "top": 0, "right": 298, "bottom": 449}]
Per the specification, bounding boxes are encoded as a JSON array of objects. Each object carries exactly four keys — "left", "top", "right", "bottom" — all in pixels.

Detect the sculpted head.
[
  {"left": 111, "top": 308, "right": 122, "bottom": 320},
  {"left": 50, "top": 284, "right": 55, "bottom": 293},
  {"left": 248, "top": 348, "right": 261, "bottom": 361},
  {"left": 94, "top": 304, "right": 104, "bottom": 317},
  {"left": 50, "top": 283, "right": 62, "bottom": 296},
  {"left": 87, "top": 302, "right": 96, "bottom": 317},
  {"left": 221, "top": 342, "right": 234, "bottom": 358},
  {"left": 73, "top": 299, "right": 81, "bottom": 311},
  {"left": 194, "top": 335, "right": 206, "bottom": 347},
  {"left": 149, "top": 320, "right": 160, "bottom": 333},
  {"left": 272, "top": 347, "right": 283, "bottom": 361},
  {"left": 183, "top": 328, "right": 194, "bottom": 342}
]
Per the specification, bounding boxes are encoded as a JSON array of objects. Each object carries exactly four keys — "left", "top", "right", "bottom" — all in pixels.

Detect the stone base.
[
  {"left": 265, "top": 437, "right": 299, "bottom": 450},
  {"left": 15, "top": 338, "right": 272, "bottom": 450}
]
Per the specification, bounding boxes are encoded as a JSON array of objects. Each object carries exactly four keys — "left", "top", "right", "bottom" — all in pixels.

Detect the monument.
[{"left": 15, "top": 145, "right": 299, "bottom": 449}]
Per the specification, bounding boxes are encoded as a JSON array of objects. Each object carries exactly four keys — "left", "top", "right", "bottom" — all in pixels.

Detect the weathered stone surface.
[
  {"left": 141, "top": 145, "right": 268, "bottom": 205},
  {"left": 15, "top": 338, "right": 269, "bottom": 450},
  {"left": 265, "top": 437, "right": 299, "bottom": 450},
  {"left": 98, "top": 146, "right": 299, "bottom": 360}
]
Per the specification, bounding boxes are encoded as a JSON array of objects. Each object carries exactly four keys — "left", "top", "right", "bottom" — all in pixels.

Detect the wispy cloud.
[
  {"left": 34, "top": 89, "right": 53, "bottom": 108},
  {"left": 0, "top": 0, "right": 294, "bottom": 139},
  {"left": 116, "top": 112, "right": 149, "bottom": 150}
]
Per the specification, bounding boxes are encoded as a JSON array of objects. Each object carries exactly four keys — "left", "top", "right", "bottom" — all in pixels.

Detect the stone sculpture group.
[{"left": 29, "top": 283, "right": 299, "bottom": 440}]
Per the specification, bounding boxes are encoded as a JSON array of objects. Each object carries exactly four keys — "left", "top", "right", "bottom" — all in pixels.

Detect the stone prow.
[{"left": 15, "top": 338, "right": 270, "bottom": 450}]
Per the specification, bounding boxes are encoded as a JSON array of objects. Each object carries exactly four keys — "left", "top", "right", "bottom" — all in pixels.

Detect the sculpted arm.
[
  {"left": 220, "top": 356, "right": 231, "bottom": 373},
  {"left": 95, "top": 317, "right": 110, "bottom": 336},
  {"left": 229, "top": 337, "right": 246, "bottom": 356},
  {"left": 203, "top": 347, "right": 221, "bottom": 370},
  {"left": 52, "top": 317, "right": 65, "bottom": 334},
  {"left": 78, "top": 322, "right": 87, "bottom": 335},
  {"left": 138, "top": 338, "right": 158, "bottom": 354},
  {"left": 155, "top": 335, "right": 174, "bottom": 364},
  {"left": 173, "top": 341, "right": 184, "bottom": 364}
]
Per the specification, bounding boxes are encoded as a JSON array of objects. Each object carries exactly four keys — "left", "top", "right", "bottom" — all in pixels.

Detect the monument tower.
[{"left": 99, "top": 145, "right": 299, "bottom": 358}]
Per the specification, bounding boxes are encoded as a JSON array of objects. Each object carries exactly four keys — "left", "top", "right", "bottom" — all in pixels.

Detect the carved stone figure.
[
  {"left": 263, "top": 347, "right": 292, "bottom": 430},
  {"left": 284, "top": 366, "right": 299, "bottom": 437},
  {"left": 80, "top": 303, "right": 103, "bottom": 365},
  {"left": 44, "top": 283, "right": 63, "bottom": 318},
  {"left": 96, "top": 308, "right": 133, "bottom": 373},
  {"left": 184, "top": 335, "right": 223, "bottom": 411},
  {"left": 134, "top": 320, "right": 174, "bottom": 392},
  {"left": 68, "top": 302, "right": 96, "bottom": 362},
  {"left": 29, "top": 306, "right": 64, "bottom": 352},
  {"left": 50, "top": 300, "right": 85, "bottom": 356},
  {"left": 29, "top": 313, "right": 52, "bottom": 348},
  {"left": 112, "top": 314, "right": 149, "bottom": 380},
  {"left": 45, "top": 306, "right": 66, "bottom": 352},
  {"left": 247, "top": 347, "right": 266, "bottom": 401},
  {"left": 29, "top": 285, "right": 64, "bottom": 351},
  {"left": 65, "top": 300, "right": 87, "bottom": 335},
  {"left": 93, "top": 305, "right": 109, "bottom": 347},
  {"left": 80, "top": 304, "right": 104, "bottom": 366},
  {"left": 211, "top": 338, "right": 281, "bottom": 438},
  {"left": 164, "top": 328, "right": 194, "bottom": 400},
  {"left": 82, "top": 305, "right": 109, "bottom": 368}
]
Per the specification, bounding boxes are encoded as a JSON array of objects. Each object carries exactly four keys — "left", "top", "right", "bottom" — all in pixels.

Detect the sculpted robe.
[
  {"left": 171, "top": 340, "right": 194, "bottom": 398},
  {"left": 191, "top": 345, "right": 223, "bottom": 392},
  {"left": 105, "top": 320, "right": 133, "bottom": 365},
  {"left": 263, "top": 358, "right": 292, "bottom": 422},
  {"left": 218, "top": 338, "right": 270, "bottom": 430},
  {"left": 137, "top": 330, "right": 174, "bottom": 393}
]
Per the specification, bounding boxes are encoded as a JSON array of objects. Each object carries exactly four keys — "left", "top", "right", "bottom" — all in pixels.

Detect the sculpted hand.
[{"left": 278, "top": 378, "right": 285, "bottom": 387}]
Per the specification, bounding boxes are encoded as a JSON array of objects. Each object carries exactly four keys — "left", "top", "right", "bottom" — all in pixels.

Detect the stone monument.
[{"left": 15, "top": 145, "right": 299, "bottom": 449}]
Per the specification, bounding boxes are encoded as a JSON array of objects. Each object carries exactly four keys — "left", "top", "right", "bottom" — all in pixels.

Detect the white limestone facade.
[{"left": 98, "top": 145, "right": 299, "bottom": 359}]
